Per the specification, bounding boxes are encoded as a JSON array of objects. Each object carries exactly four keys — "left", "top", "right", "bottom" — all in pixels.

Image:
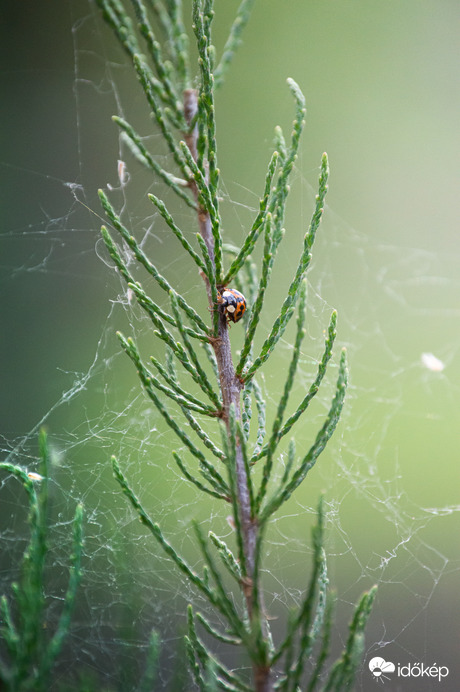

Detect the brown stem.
[{"left": 183, "top": 88, "right": 272, "bottom": 692}]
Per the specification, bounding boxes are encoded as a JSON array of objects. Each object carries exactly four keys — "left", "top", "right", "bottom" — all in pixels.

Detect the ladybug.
[{"left": 217, "top": 288, "right": 247, "bottom": 323}]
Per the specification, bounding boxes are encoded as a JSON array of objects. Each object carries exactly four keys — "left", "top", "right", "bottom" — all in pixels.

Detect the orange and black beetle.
[{"left": 217, "top": 288, "right": 247, "bottom": 323}]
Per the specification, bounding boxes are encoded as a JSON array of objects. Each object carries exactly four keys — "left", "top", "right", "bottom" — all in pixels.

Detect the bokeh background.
[{"left": 1, "top": 1, "right": 459, "bottom": 690}]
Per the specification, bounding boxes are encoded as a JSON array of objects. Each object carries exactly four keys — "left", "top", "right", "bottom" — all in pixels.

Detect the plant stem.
[{"left": 184, "top": 87, "right": 271, "bottom": 692}]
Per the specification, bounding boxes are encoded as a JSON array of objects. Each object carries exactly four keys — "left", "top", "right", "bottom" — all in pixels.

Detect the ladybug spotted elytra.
[{"left": 217, "top": 288, "right": 247, "bottom": 324}]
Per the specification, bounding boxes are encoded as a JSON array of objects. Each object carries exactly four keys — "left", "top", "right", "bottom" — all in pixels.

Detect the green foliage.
[
  {"left": 0, "top": 430, "right": 83, "bottom": 692},
  {"left": 96, "top": 0, "right": 376, "bottom": 690}
]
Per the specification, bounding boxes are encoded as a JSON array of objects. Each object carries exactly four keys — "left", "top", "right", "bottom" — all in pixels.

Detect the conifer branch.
[
  {"left": 261, "top": 350, "right": 348, "bottom": 523},
  {"left": 99, "top": 189, "right": 208, "bottom": 331},
  {"left": 223, "top": 151, "right": 279, "bottom": 286},
  {"left": 208, "top": 532, "right": 242, "bottom": 583},
  {"left": 251, "top": 308, "right": 337, "bottom": 464},
  {"left": 0, "top": 432, "right": 83, "bottom": 691},
  {"left": 148, "top": 192, "right": 207, "bottom": 271},
  {"left": 173, "top": 451, "right": 229, "bottom": 501},
  {"left": 130, "top": 0, "right": 183, "bottom": 118},
  {"left": 196, "top": 611, "right": 242, "bottom": 646},
  {"left": 96, "top": 3, "right": 376, "bottom": 690},
  {"left": 112, "top": 456, "right": 220, "bottom": 604},
  {"left": 113, "top": 116, "right": 196, "bottom": 207},
  {"left": 241, "top": 154, "right": 329, "bottom": 383}
]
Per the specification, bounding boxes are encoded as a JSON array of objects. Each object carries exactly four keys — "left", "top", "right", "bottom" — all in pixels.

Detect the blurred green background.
[{"left": 1, "top": 0, "right": 459, "bottom": 689}]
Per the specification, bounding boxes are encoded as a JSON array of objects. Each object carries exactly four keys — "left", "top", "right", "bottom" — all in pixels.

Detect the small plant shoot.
[{"left": 0, "top": 431, "right": 83, "bottom": 692}]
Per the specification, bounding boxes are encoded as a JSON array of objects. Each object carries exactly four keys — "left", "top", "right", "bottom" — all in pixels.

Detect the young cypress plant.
[
  {"left": 96, "top": 1, "right": 376, "bottom": 690},
  {"left": 0, "top": 431, "right": 83, "bottom": 692}
]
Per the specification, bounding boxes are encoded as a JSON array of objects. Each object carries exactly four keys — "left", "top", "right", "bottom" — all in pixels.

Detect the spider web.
[{"left": 1, "top": 1, "right": 459, "bottom": 690}]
